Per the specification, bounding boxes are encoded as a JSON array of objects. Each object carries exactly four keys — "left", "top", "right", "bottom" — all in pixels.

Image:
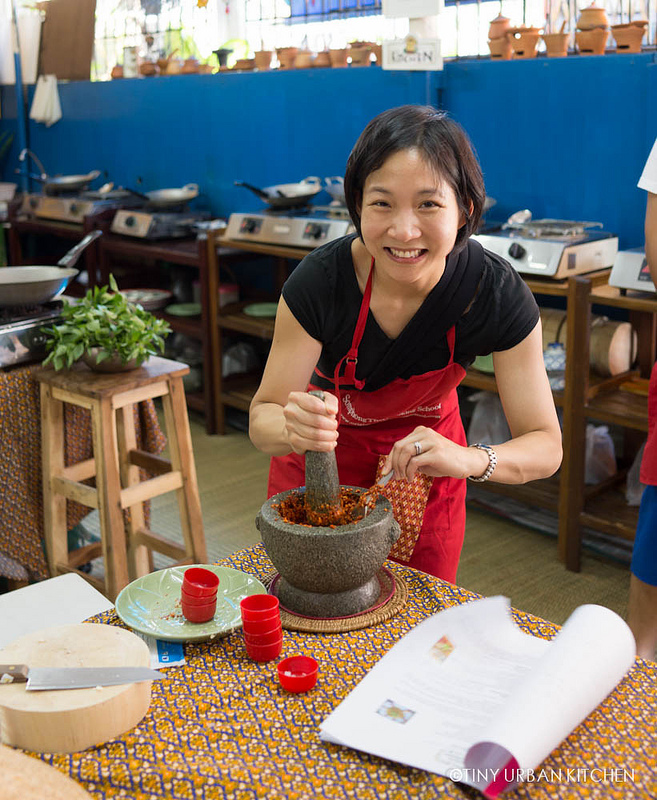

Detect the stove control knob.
[
  {"left": 125, "top": 215, "right": 136, "bottom": 228},
  {"left": 70, "top": 203, "right": 79, "bottom": 214},
  {"left": 305, "top": 223, "right": 327, "bottom": 240},
  {"left": 508, "top": 242, "right": 526, "bottom": 260},
  {"left": 241, "top": 219, "right": 258, "bottom": 234}
]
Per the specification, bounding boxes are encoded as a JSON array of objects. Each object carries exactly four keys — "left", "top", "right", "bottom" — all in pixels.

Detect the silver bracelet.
[{"left": 467, "top": 443, "right": 497, "bottom": 482}]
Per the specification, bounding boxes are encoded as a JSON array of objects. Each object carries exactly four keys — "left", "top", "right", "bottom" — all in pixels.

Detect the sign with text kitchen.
[
  {"left": 382, "top": 0, "right": 442, "bottom": 18},
  {"left": 382, "top": 36, "right": 443, "bottom": 71}
]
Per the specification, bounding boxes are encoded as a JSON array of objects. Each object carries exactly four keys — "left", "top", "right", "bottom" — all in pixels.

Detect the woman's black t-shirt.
[{"left": 282, "top": 234, "right": 539, "bottom": 392}]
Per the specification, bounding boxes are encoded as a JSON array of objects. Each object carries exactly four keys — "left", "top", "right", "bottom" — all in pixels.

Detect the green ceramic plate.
[
  {"left": 165, "top": 302, "right": 202, "bottom": 317},
  {"left": 115, "top": 565, "right": 267, "bottom": 642},
  {"left": 243, "top": 302, "right": 278, "bottom": 318}
]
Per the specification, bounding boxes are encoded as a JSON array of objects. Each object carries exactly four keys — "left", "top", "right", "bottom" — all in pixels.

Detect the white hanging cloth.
[{"left": 29, "top": 75, "right": 62, "bottom": 127}]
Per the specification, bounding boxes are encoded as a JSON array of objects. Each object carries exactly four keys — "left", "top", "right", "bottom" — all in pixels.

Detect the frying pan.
[
  {"left": 23, "top": 170, "right": 102, "bottom": 195},
  {"left": 146, "top": 183, "right": 199, "bottom": 209},
  {"left": 0, "top": 230, "right": 102, "bottom": 307},
  {"left": 235, "top": 177, "right": 322, "bottom": 209}
]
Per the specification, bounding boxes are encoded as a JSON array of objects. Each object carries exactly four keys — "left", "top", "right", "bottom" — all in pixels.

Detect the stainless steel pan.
[
  {"left": 24, "top": 170, "right": 102, "bottom": 194},
  {"left": 146, "top": 183, "right": 199, "bottom": 208},
  {"left": 0, "top": 230, "right": 102, "bottom": 307},
  {"left": 235, "top": 177, "right": 321, "bottom": 209}
]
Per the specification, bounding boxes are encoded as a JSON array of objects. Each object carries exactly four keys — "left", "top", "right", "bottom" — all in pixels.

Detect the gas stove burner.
[
  {"left": 0, "top": 301, "right": 64, "bottom": 368},
  {"left": 502, "top": 218, "right": 605, "bottom": 239},
  {"left": 111, "top": 208, "right": 210, "bottom": 239},
  {"left": 225, "top": 209, "right": 355, "bottom": 248},
  {"left": 0, "top": 300, "right": 63, "bottom": 325},
  {"left": 313, "top": 204, "right": 351, "bottom": 221}
]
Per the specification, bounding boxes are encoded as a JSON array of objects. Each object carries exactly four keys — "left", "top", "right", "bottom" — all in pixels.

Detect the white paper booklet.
[{"left": 320, "top": 596, "right": 636, "bottom": 797}]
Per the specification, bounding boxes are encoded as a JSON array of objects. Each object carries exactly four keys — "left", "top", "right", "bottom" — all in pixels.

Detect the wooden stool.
[{"left": 36, "top": 356, "right": 207, "bottom": 601}]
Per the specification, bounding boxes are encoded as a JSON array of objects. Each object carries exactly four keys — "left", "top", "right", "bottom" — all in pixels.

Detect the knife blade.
[{"left": 0, "top": 663, "right": 164, "bottom": 691}]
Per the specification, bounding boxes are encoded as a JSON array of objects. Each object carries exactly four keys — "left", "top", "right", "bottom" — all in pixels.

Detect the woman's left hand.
[{"left": 383, "top": 426, "right": 479, "bottom": 482}]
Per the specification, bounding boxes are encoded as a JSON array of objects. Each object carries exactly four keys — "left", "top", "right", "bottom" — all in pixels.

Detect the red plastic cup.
[
  {"left": 181, "top": 587, "right": 218, "bottom": 606},
  {"left": 182, "top": 567, "right": 220, "bottom": 597},
  {"left": 244, "top": 638, "right": 283, "bottom": 662},
  {"left": 240, "top": 616, "right": 283, "bottom": 636},
  {"left": 240, "top": 594, "right": 280, "bottom": 621},
  {"left": 244, "top": 627, "right": 283, "bottom": 647},
  {"left": 182, "top": 597, "right": 217, "bottom": 623},
  {"left": 277, "top": 656, "right": 319, "bottom": 693}
]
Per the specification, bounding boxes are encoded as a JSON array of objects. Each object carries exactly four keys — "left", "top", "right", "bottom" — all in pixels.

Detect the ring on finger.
[{"left": 414, "top": 441, "right": 423, "bottom": 457}]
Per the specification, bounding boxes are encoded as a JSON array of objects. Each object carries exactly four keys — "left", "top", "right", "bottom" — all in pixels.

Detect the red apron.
[
  {"left": 268, "top": 260, "right": 467, "bottom": 583},
  {"left": 640, "top": 360, "right": 657, "bottom": 485}
]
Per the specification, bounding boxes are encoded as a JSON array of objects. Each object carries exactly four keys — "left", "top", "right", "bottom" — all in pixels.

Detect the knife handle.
[{"left": 0, "top": 664, "right": 29, "bottom": 683}]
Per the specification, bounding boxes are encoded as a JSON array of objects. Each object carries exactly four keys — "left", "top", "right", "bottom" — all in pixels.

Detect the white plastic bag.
[
  {"left": 222, "top": 341, "right": 259, "bottom": 377},
  {"left": 584, "top": 424, "right": 617, "bottom": 484},
  {"left": 466, "top": 391, "right": 510, "bottom": 445}
]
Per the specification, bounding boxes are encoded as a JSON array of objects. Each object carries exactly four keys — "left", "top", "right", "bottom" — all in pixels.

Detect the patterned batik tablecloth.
[
  {"left": 26, "top": 544, "right": 657, "bottom": 800},
  {"left": 0, "top": 364, "right": 165, "bottom": 581}
]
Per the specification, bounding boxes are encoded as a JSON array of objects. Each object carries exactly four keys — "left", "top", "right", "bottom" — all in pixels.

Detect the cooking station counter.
[{"left": 208, "top": 232, "right": 315, "bottom": 434}]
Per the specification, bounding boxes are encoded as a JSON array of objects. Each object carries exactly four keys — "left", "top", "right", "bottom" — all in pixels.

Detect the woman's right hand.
[{"left": 283, "top": 391, "right": 339, "bottom": 454}]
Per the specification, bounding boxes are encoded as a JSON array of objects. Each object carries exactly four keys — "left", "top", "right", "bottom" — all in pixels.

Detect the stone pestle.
[{"left": 304, "top": 390, "right": 341, "bottom": 513}]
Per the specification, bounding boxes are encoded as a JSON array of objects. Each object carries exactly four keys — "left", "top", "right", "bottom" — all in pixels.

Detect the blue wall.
[{"left": 1, "top": 54, "right": 655, "bottom": 248}]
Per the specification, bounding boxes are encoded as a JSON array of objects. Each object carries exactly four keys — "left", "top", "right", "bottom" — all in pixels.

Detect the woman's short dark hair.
[{"left": 344, "top": 105, "right": 486, "bottom": 250}]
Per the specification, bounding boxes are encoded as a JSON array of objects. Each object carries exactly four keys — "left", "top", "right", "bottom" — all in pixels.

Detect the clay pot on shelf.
[
  {"left": 329, "top": 48, "right": 349, "bottom": 67},
  {"left": 233, "top": 58, "right": 255, "bottom": 70},
  {"left": 182, "top": 57, "right": 200, "bottom": 74},
  {"left": 541, "top": 32, "right": 570, "bottom": 57},
  {"left": 509, "top": 27, "right": 542, "bottom": 58},
  {"left": 276, "top": 47, "right": 298, "bottom": 69},
  {"left": 611, "top": 22, "right": 647, "bottom": 53},
  {"left": 294, "top": 50, "right": 315, "bottom": 69},
  {"left": 139, "top": 60, "right": 160, "bottom": 77},
  {"left": 488, "top": 35, "right": 513, "bottom": 60},
  {"left": 576, "top": 27, "right": 609, "bottom": 54},
  {"left": 577, "top": 2, "right": 608, "bottom": 30},
  {"left": 157, "top": 50, "right": 178, "bottom": 73},
  {"left": 349, "top": 42, "right": 373, "bottom": 66},
  {"left": 110, "top": 64, "right": 124, "bottom": 79},
  {"left": 488, "top": 14, "right": 511, "bottom": 40},
  {"left": 254, "top": 50, "right": 273, "bottom": 70},
  {"left": 371, "top": 43, "right": 382, "bottom": 63},
  {"left": 313, "top": 51, "right": 331, "bottom": 67},
  {"left": 164, "top": 58, "right": 183, "bottom": 75}
]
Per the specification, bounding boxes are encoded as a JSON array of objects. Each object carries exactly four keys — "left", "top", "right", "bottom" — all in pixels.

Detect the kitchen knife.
[{"left": 0, "top": 663, "right": 164, "bottom": 691}]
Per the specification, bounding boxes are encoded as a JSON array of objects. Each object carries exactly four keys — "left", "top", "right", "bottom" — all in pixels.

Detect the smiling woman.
[{"left": 248, "top": 105, "right": 562, "bottom": 584}]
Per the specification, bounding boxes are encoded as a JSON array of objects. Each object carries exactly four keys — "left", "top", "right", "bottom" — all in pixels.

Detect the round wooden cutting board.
[
  {"left": 0, "top": 744, "right": 92, "bottom": 799},
  {"left": 0, "top": 624, "right": 153, "bottom": 753}
]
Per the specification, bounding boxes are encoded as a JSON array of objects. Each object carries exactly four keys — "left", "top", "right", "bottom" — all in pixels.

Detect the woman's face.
[{"left": 359, "top": 147, "right": 465, "bottom": 289}]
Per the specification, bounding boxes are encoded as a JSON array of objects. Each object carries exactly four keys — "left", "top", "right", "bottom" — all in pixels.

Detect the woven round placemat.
[{"left": 264, "top": 568, "right": 408, "bottom": 633}]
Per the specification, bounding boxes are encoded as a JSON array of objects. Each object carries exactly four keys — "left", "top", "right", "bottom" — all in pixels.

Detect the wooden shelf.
[
  {"left": 471, "top": 473, "right": 561, "bottom": 512},
  {"left": 585, "top": 387, "right": 649, "bottom": 432},
  {"left": 218, "top": 303, "right": 276, "bottom": 337}
]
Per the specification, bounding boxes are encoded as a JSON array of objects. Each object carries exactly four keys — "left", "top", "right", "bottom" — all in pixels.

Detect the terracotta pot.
[
  {"left": 276, "top": 47, "right": 298, "bottom": 69},
  {"left": 182, "top": 58, "right": 199, "bottom": 74},
  {"left": 576, "top": 27, "right": 609, "bottom": 54},
  {"left": 139, "top": 61, "right": 159, "bottom": 77},
  {"left": 294, "top": 50, "right": 314, "bottom": 69},
  {"left": 233, "top": 58, "right": 255, "bottom": 70},
  {"left": 611, "top": 22, "right": 646, "bottom": 53},
  {"left": 577, "top": 3, "right": 608, "bottom": 30},
  {"left": 371, "top": 44, "right": 382, "bottom": 63},
  {"left": 313, "top": 51, "right": 331, "bottom": 67},
  {"left": 541, "top": 32, "right": 570, "bottom": 57},
  {"left": 350, "top": 44, "right": 373, "bottom": 66},
  {"left": 509, "top": 28, "right": 542, "bottom": 58},
  {"left": 110, "top": 64, "right": 123, "bottom": 79},
  {"left": 488, "top": 35, "right": 513, "bottom": 60},
  {"left": 329, "top": 48, "right": 349, "bottom": 67},
  {"left": 156, "top": 50, "right": 178, "bottom": 73},
  {"left": 254, "top": 50, "right": 273, "bottom": 70},
  {"left": 164, "top": 59, "right": 182, "bottom": 75},
  {"left": 488, "top": 14, "right": 511, "bottom": 40}
]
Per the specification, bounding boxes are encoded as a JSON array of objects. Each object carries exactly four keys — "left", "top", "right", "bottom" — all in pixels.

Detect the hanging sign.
[
  {"left": 382, "top": 35, "right": 443, "bottom": 71},
  {"left": 382, "top": 0, "right": 442, "bottom": 18}
]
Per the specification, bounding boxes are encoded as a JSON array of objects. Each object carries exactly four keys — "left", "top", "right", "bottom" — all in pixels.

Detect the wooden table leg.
[{"left": 40, "top": 383, "right": 68, "bottom": 577}]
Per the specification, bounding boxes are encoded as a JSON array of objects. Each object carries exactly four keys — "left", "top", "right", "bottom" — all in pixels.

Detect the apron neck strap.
[{"left": 333, "top": 256, "right": 374, "bottom": 392}]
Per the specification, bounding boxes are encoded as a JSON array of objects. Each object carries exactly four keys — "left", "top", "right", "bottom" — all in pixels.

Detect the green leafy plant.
[{"left": 43, "top": 275, "right": 171, "bottom": 371}]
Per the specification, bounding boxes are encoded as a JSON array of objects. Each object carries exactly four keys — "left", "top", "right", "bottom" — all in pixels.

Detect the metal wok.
[
  {"left": 235, "top": 177, "right": 322, "bottom": 209},
  {"left": 0, "top": 230, "right": 102, "bottom": 307},
  {"left": 23, "top": 170, "right": 102, "bottom": 195},
  {"left": 146, "top": 183, "right": 199, "bottom": 209}
]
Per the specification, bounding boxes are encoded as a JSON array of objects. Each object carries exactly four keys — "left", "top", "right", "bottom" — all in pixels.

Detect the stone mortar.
[{"left": 256, "top": 487, "right": 401, "bottom": 617}]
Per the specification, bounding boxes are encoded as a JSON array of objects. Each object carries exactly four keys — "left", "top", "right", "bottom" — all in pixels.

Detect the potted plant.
[{"left": 43, "top": 275, "right": 172, "bottom": 372}]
